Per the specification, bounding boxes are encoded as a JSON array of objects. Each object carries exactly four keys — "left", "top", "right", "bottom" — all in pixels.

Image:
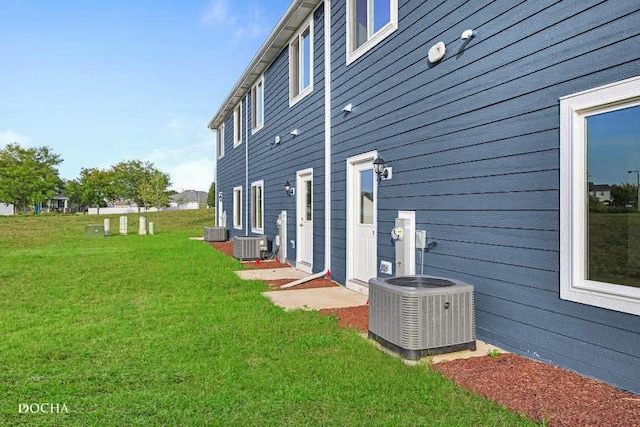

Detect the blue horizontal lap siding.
[
  {"left": 216, "top": 111, "right": 246, "bottom": 238},
  {"left": 245, "top": 5, "right": 326, "bottom": 271},
  {"left": 329, "top": 0, "right": 640, "bottom": 392}
]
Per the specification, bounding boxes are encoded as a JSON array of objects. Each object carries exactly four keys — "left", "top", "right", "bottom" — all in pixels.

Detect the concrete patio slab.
[
  {"left": 263, "top": 287, "right": 368, "bottom": 311},
  {"left": 236, "top": 267, "right": 308, "bottom": 281},
  {"left": 431, "top": 340, "right": 508, "bottom": 364}
]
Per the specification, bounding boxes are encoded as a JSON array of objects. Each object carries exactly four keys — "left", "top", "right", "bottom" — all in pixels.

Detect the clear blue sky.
[
  {"left": 588, "top": 105, "right": 640, "bottom": 185},
  {"left": 0, "top": 0, "right": 291, "bottom": 191}
]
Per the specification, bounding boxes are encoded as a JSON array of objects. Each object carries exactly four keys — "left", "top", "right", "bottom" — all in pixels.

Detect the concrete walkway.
[
  {"left": 263, "top": 287, "right": 368, "bottom": 311},
  {"left": 236, "top": 267, "right": 308, "bottom": 281}
]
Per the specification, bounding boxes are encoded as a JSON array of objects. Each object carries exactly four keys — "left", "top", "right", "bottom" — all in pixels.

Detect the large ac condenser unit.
[
  {"left": 368, "top": 276, "right": 476, "bottom": 360},
  {"left": 233, "top": 236, "right": 268, "bottom": 260},
  {"left": 204, "top": 226, "right": 227, "bottom": 242}
]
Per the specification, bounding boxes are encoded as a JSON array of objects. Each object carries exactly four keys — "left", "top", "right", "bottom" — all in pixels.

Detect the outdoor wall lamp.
[
  {"left": 284, "top": 181, "right": 295, "bottom": 196},
  {"left": 373, "top": 156, "right": 391, "bottom": 183}
]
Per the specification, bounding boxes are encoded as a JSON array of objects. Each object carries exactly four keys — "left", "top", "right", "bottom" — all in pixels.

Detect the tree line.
[{"left": 0, "top": 143, "right": 172, "bottom": 214}]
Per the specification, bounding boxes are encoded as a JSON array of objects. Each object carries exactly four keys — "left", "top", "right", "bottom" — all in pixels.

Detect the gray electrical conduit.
[{"left": 281, "top": 0, "right": 332, "bottom": 290}]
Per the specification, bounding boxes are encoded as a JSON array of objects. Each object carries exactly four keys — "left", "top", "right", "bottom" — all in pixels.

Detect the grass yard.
[
  {"left": 589, "top": 212, "right": 640, "bottom": 287},
  {"left": 0, "top": 210, "right": 537, "bottom": 426}
]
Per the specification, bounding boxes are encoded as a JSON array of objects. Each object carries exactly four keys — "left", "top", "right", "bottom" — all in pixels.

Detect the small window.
[
  {"left": 346, "top": 0, "right": 398, "bottom": 65},
  {"left": 233, "top": 102, "right": 242, "bottom": 147},
  {"left": 359, "top": 169, "right": 374, "bottom": 225},
  {"left": 251, "top": 77, "right": 264, "bottom": 133},
  {"left": 560, "top": 76, "right": 640, "bottom": 315},
  {"left": 233, "top": 186, "right": 242, "bottom": 230},
  {"left": 216, "top": 123, "right": 225, "bottom": 159},
  {"left": 251, "top": 180, "right": 264, "bottom": 233},
  {"left": 289, "top": 19, "right": 314, "bottom": 106}
]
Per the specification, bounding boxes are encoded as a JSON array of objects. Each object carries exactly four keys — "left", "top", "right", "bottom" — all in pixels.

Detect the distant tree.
[
  {"left": 207, "top": 181, "right": 216, "bottom": 208},
  {"left": 610, "top": 183, "right": 636, "bottom": 208},
  {"left": 138, "top": 170, "right": 171, "bottom": 225},
  {"left": 70, "top": 168, "right": 115, "bottom": 215},
  {"left": 110, "top": 160, "right": 156, "bottom": 211},
  {"left": 0, "top": 143, "right": 62, "bottom": 214}
]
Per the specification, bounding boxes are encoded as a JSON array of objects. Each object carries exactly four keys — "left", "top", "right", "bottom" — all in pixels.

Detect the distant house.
[
  {"left": 589, "top": 185, "right": 612, "bottom": 205},
  {"left": 47, "top": 195, "right": 69, "bottom": 213},
  {"left": 209, "top": 1, "right": 640, "bottom": 393},
  {"left": 0, "top": 204, "right": 13, "bottom": 216},
  {"left": 169, "top": 190, "right": 208, "bottom": 210}
]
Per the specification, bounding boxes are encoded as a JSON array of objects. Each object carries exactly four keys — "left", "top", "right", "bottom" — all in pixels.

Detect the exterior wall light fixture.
[
  {"left": 284, "top": 181, "right": 295, "bottom": 196},
  {"left": 373, "top": 156, "right": 392, "bottom": 183}
]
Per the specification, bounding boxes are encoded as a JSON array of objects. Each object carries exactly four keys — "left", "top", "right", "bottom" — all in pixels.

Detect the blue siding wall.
[
  {"left": 329, "top": 0, "right": 640, "bottom": 392},
  {"left": 217, "top": 5, "right": 326, "bottom": 271}
]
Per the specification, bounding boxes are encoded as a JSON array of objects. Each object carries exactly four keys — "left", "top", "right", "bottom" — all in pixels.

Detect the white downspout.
[
  {"left": 245, "top": 95, "right": 249, "bottom": 236},
  {"left": 283, "top": 0, "right": 331, "bottom": 289}
]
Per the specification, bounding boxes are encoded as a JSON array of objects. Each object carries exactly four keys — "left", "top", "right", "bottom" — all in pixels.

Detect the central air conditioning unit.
[
  {"left": 233, "top": 236, "right": 268, "bottom": 260},
  {"left": 204, "top": 226, "right": 227, "bottom": 242},
  {"left": 368, "top": 276, "right": 476, "bottom": 360}
]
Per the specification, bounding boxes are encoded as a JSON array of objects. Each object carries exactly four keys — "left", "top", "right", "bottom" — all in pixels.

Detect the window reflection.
[
  {"left": 360, "top": 169, "right": 373, "bottom": 224},
  {"left": 587, "top": 105, "right": 640, "bottom": 288}
]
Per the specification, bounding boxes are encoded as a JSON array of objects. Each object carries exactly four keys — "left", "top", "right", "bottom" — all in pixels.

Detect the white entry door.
[
  {"left": 348, "top": 154, "right": 377, "bottom": 288},
  {"left": 296, "top": 169, "right": 313, "bottom": 273}
]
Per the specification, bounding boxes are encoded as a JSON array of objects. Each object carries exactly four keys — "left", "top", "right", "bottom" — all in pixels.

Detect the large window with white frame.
[
  {"left": 560, "top": 76, "right": 640, "bottom": 316},
  {"left": 233, "top": 186, "right": 242, "bottom": 230},
  {"left": 251, "top": 77, "right": 264, "bottom": 133},
  {"left": 233, "top": 102, "right": 242, "bottom": 147},
  {"left": 216, "top": 123, "right": 225, "bottom": 159},
  {"left": 251, "top": 180, "right": 264, "bottom": 233},
  {"left": 289, "top": 18, "right": 313, "bottom": 106},
  {"left": 346, "top": 0, "right": 398, "bottom": 65}
]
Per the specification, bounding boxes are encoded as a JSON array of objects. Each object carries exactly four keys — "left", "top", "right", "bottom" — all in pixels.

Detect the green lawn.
[
  {"left": 589, "top": 212, "right": 640, "bottom": 287},
  {"left": 0, "top": 210, "right": 537, "bottom": 426}
]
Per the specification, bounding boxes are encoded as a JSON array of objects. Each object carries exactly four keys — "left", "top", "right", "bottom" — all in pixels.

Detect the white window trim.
[
  {"left": 560, "top": 75, "right": 640, "bottom": 316},
  {"left": 251, "top": 76, "right": 264, "bottom": 134},
  {"left": 251, "top": 180, "right": 264, "bottom": 234},
  {"left": 233, "top": 186, "right": 242, "bottom": 230},
  {"left": 217, "top": 123, "right": 225, "bottom": 159},
  {"left": 289, "top": 18, "right": 314, "bottom": 107},
  {"left": 346, "top": 0, "right": 398, "bottom": 66},
  {"left": 233, "top": 102, "right": 242, "bottom": 147}
]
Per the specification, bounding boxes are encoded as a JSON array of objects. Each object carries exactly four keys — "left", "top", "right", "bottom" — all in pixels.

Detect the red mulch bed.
[
  {"left": 318, "top": 305, "right": 369, "bottom": 332},
  {"left": 209, "top": 241, "right": 234, "bottom": 257},
  {"left": 434, "top": 354, "right": 640, "bottom": 426},
  {"left": 264, "top": 278, "right": 339, "bottom": 291},
  {"left": 208, "top": 241, "right": 290, "bottom": 269},
  {"left": 321, "top": 305, "right": 640, "bottom": 426},
  {"left": 241, "top": 260, "right": 291, "bottom": 269}
]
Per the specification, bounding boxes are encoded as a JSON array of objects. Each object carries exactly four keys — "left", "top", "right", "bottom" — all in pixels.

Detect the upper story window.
[
  {"left": 560, "top": 76, "right": 640, "bottom": 316},
  {"left": 289, "top": 19, "right": 314, "bottom": 106},
  {"left": 346, "top": 0, "right": 398, "bottom": 65},
  {"left": 251, "top": 77, "right": 264, "bottom": 133},
  {"left": 233, "top": 102, "right": 242, "bottom": 147},
  {"left": 216, "top": 123, "right": 225, "bottom": 159}
]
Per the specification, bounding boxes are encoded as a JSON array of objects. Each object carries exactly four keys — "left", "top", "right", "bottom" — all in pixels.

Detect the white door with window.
[
  {"left": 296, "top": 169, "right": 313, "bottom": 273},
  {"left": 347, "top": 153, "right": 377, "bottom": 292}
]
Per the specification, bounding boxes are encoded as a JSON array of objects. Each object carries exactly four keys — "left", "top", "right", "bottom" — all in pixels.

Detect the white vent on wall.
[{"left": 368, "top": 276, "right": 476, "bottom": 359}]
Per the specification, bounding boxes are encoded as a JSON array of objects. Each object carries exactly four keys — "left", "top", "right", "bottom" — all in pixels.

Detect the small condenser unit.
[
  {"left": 204, "top": 226, "right": 227, "bottom": 242},
  {"left": 368, "top": 276, "right": 476, "bottom": 359},
  {"left": 233, "top": 236, "right": 268, "bottom": 260}
]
